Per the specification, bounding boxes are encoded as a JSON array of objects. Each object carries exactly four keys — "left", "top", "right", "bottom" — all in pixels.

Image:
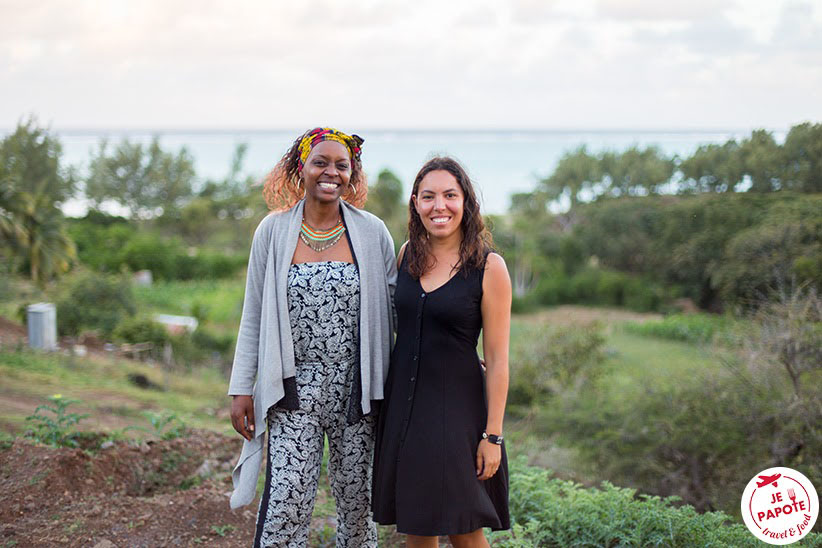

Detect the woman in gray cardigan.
[{"left": 227, "top": 128, "right": 397, "bottom": 547}]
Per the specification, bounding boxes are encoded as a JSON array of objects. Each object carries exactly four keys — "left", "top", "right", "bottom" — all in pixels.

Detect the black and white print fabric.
[
  {"left": 288, "top": 261, "right": 360, "bottom": 365},
  {"left": 254, "top": 262, "right": 377, "bottom": 548}
]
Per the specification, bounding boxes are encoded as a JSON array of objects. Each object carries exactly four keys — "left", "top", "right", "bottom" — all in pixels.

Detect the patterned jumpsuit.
[{"left": 254, "top": 261, "right": 377, "bottom": 547}]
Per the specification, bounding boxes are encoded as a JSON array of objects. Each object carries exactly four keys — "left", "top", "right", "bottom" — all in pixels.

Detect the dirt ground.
[{"left": 1, "top": 430, "right": 258, "bottom": 547}]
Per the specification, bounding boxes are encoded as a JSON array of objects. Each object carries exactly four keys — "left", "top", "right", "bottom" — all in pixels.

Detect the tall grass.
[{"left": 624, "top": 313, "right": 742, "bottom": 345}]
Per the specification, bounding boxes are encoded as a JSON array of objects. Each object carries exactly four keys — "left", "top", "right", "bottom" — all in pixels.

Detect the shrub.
[
  {"left": 532, "top": 267, "right": 665, "bottom": 311},
  {"left": 488, "top": 459, "right": 822, "bottom": 547},
  {"left": 119, "top": 233, "right": 184, "bottom": 280},
  {"left": 56, "top": 271, "right": 136, "bottom": 337},
  {"left": 544, "top": 292, "right": 821, "bottom": 515},
  {"left": 112, "top": 316, "right": 169, "bottom": 347},
  {"left": 508, "top": 323, "right": 605, "bottom": 411},
  {"left": 714, "top": 221, "right": 821, "bottom": 308},
  {"left": 167, "top": 328, "right": 235, "bottom": 368}
]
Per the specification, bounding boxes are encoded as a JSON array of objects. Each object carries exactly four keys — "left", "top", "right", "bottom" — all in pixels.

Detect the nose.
[
  {"left": 324, "top": 163, "right": 338, "bottom": 177},
  {"left": 433, "top": 195, "right": 446, "bottom": 210}
]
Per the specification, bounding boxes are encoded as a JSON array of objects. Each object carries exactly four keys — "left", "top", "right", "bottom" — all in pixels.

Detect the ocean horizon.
[{"left": 43, "top": 128, "right": 782, "bottom": 216}]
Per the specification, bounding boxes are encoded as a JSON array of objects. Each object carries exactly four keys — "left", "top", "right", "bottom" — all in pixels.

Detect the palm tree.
[{"left": 1, "top": 119, "right": 77, "bottom": 285}]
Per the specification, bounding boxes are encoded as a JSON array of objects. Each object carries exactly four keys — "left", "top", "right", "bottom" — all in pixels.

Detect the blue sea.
[{"left": 57, "top": 129, "right": 767, "bottom": 215}]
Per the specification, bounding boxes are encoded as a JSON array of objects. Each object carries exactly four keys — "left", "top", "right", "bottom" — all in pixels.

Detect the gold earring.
[{"left": 348, "top": 181, "right": 358, "bottom": 197}]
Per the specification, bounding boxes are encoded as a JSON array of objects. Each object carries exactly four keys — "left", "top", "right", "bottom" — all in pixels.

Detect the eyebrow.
[
  {"left": 312, "top": 154, "right": 349, "bottom": 161},
  {"left": 420, "top": 188, "right": 459, "bottom": 193}
]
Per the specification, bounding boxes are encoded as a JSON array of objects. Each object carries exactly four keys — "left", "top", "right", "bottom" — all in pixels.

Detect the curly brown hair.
[
  {"left": 406, "top": 156, "right": 494, "bottom": 279},
  {"left": 262, "top": 129, "right": 368, "bottom": 211}
]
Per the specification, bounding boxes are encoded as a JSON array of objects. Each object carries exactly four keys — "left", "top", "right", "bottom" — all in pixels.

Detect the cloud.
[{"left": 0, "top": 0, "right": 820, "bottom": 130}]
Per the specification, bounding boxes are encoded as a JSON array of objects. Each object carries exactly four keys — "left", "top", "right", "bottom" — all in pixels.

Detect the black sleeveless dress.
[{"left": 371, "top": 255, "right": 510, "bottom": 536}]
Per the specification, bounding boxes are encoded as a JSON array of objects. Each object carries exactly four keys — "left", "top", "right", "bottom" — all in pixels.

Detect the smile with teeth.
[
  {"left": 318, "top": 182, "right": 340, "bottom": 190},
  {"left": 431, "top": 216, "right": 451, "bottom": 224}
]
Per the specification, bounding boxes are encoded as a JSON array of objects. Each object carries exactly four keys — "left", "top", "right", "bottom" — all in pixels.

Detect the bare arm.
[{"left": 476, "top": 252, "right": 511, "bottom": 480}]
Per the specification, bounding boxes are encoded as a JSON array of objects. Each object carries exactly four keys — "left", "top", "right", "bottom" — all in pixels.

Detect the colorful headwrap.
[{"left": 296, "top": 127, "right": 364, "bottom": 171}]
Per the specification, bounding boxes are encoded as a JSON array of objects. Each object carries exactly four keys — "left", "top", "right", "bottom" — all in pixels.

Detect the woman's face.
[
  {"left": 301, "top": 140, "right": 352, "bottom": 204},
  {"left": 413, "top": 169, "right": 464, "bottom": 240}
]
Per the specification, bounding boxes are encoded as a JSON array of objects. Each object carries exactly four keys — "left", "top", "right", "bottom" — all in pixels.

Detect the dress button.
[
  {"left": 410, "top": 377, "right": 416, "bottom": 382},
  {"left": 421, "top": 293, "right": 426, "bottom": 298}
]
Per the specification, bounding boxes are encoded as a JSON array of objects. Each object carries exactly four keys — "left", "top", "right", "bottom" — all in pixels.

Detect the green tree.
[
  {"left": 85, "top": 137, "right": 196, "bottom": 220},
  {"left": 601, "top": 146, "right": 675, "bottom": 197},
  {"left": 540, "top": 146, "right": 601, "bottom": 208},
  {"left": 781, "top": 122, "right": 822, "bottom": 193},
  {"left": 364, "top": 168, "right": 406, "bottom": 246},
  {"left": 0, "top": 118, "right": 77, "bottom": 284},
  {"left": 679, "top": 140, "right": 743, "bottom": 193},
  {"left": 738, "top": 129, "right": 783, "bottom": 192}
]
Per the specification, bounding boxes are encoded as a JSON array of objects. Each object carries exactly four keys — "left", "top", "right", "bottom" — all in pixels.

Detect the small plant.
[
  {"left": 126, "top": 411, "right": 187, "bottom": 440},
  {"left": 144, "top": 411, "right": 187, "bottom": 440},
  {"left": 211, "top": 524, "right": 236, "bottom": 537},
  {"left": 24, "top": 394, "right": 89, "bottom": 448}
]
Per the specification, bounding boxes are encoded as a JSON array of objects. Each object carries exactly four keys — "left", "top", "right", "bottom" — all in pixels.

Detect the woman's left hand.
[{"left": 476, "top": 439, "right": 501, "bottom": 480}]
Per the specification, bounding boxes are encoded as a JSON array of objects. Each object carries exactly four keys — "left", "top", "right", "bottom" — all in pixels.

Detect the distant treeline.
[
  {"left": 512, "top": 123, "right": 822, "bottom": 212},
  {"left": 491, "top": 122, "right": 822, "bottom": 313},
  {"left": 2, "top": 117, "right": 820, "bottom": 317}
]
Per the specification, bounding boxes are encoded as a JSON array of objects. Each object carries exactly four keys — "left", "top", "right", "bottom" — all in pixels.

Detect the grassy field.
[{"left": 0, "top": 346, "right": 231, "bottom": 437}]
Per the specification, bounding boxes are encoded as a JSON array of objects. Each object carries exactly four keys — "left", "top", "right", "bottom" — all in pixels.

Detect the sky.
[{"left": 2, "top": 0, "right": 821, "bottom": 131}]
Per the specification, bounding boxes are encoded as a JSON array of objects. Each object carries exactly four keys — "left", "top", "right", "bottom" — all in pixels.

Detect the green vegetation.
[
  {"left": 24, "top": 394, "right": 89, "bottom": 448},
  {"left": 624, "top": 313, "right": 741, "bottom": 345},
  {"left": 0, "top": 347, "right": 231, "bottom": 434},
  {"left": 496, "top": 191, "right": 821, "bottom": 312},
  {"left": 56, "top": 270, "right": 137, "bottom": 337},
  {"left": 508, "top": 290, "right": 821, "bottom": 519},
  {"left": 489, "top": 459, "right": 822, "bottom": 547},
  {"left": 0, "top": 118, "right": 77, "bottom": 285}
]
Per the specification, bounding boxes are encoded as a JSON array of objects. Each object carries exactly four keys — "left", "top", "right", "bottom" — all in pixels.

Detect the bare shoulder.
[
  {"left": 482, "top": 252, "right": 511, "bottom": 294},
  {"left": 484, "top": 253, "right": 509, "bottom": 279}
]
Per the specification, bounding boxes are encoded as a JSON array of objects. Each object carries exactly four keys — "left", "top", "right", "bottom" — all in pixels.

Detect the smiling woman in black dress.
[{"left": 372, "top": 157, "right": 511, "bottom": 548}]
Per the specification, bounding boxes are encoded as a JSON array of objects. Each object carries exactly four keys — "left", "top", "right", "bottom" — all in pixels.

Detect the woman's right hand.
[{"left": 230, "top": 395, "right": 256, "bottom": 441}]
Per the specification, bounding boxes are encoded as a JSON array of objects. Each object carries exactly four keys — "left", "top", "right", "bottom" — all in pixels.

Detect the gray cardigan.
[{"left": 227, "top": 199, "right": 397, "bottom": 508}]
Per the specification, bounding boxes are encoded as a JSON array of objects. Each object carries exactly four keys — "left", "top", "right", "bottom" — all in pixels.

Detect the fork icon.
[{"left": 788, "top": 488, "right": 797, "bottom": 504}]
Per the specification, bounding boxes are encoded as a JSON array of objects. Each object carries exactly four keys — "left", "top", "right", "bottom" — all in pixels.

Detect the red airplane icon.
[{"left": 757, "top": 474, "right": 781, "bottom": 488}]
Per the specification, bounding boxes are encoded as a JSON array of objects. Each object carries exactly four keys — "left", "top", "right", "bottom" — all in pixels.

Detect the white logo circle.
[{"left": 741, "top": 467, "right": 818, "bottom": 545}]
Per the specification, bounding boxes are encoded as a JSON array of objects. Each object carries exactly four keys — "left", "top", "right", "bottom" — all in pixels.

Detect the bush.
[
  {"left": 56, "top": 271, "right": 136, "bottom": 337},
  {"left": 67, "top": 215, "right": 135, "bottom": 272},
  {"left": 119, "top": 233, "right": 184, "bottom": 280},
  {"left": 544, "top": 293, "right": 821, "bottom": 516},
  {"left": 173, "top": 251, "right": 245, "bottom": 280},
  {"left": 488, "top": 459, "right": 822, "bottom": 547},
  {"left": 112, "top": 316, "right": 169, "bottom": 347},
  {"left": 508, "top": 323, "right": 605, "bottom": 411},
  {"left": 167, "top": 328, "right": 235, "bottom": 368},
  {"left": 714, "top": 221, "right": 822, "bottom": 309},
  {"left": 531, "top": 268, "right": 665, "bottom": 311}
]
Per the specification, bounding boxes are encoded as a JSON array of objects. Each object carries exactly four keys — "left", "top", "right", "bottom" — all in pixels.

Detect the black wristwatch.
[{"left": 482, "top": 431, "right": 503, "bottom": 445}]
